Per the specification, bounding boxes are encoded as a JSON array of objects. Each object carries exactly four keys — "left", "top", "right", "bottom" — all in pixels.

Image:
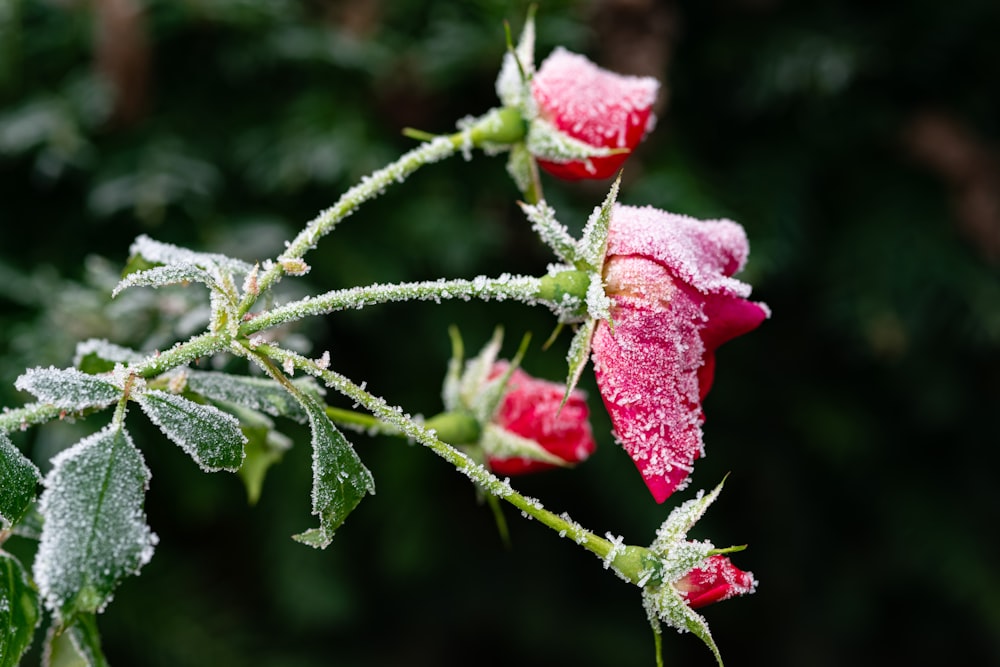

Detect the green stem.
[
  {"left": 241, "top": 269, "right": 591, "bottom": 336},
  {"left": 238, "top": 107, "right": 528, "bottom": 319},
  {"left": 251, "top": 341, "right": 658, "bottom": 582}
]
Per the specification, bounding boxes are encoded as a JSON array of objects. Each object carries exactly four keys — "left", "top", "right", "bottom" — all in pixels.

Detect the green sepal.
[
  {"left": 0, "top": 431, "right": 41, "bottom": 527},
  {"left": 0, "top": 551, "right": 41, "bottom": 667},
  {"left": 35, "top": 424, "right": 157, "bottom": 622},
  {"left": 650, "top": 478, "right": 726, "bottom": 558},
  {"left": 43, "top": 613, "right": 109, "bottom": 667},
  {"left": 642, "top": 585, "right": 724, "bottom": 667},
  {"left": 480, "top": 422, "right": 568, "bottom": 467},
  {"left": 563, "top": 318, "right": 597, "bottom": 405},
  {"left": 288, "top": 390, "right": 374, "bottom": 549},
  {"left": 574, "top": 172, "right": 621, "bottom": 272}
]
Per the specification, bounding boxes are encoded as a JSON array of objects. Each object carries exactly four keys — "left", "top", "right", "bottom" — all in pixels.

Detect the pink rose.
[
  {"left": 591, "top": 205, "right": 769, "bottom": 502},
  {"left": 530, "top": 48, "right": 659, "bottom": 180},
  {"left": 486, "top": 363, "right": 596, "bottom": 475},
  {"left": 674, "top": 555, "right": 757, "bottom": 609}
]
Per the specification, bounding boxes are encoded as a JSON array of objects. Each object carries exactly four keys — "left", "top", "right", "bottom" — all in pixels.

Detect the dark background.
[{"left": 2, "top": 1, "right": 999, "bottom": 665}]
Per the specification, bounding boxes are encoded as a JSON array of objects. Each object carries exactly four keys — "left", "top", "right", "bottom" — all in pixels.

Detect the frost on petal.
[
  {"left": 674, "top": 555, "right": 757, "bottom": 610},
  {"left": 136, "top": 390, "right": 246, "bottom": 472},
  {"left": 0, "top": 432, "right": 41, "bottom": 528},
  {"left": 592, "top": 283, "right": 706, "bottom": 503},
  {"left": 606, "top": 204, "right": 757, "bottom": 297},
  {"left": 593, "top": 252, "right": 767, "bottom": 502},
  {"left": 531, "top": 48, "right": 658, "bottom": 179}
]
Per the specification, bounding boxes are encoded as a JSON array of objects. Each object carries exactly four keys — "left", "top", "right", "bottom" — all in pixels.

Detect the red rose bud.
[
  {"left": 591, "top": 205, "right": 769, "bottom": 502},
  {"left": 530, "top": 48, "right": 659, "bottom": 180},
  {"left": 484, "top": 362, "right": 596, "bottom": 475},
  {"left": 674, "top": 555, "right": 757, "bottom": 609}
]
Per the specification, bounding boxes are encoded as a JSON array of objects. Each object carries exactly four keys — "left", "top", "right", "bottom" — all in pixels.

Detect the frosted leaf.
[
  {"left": 33, "top": 424, "right": 158, "bottom": 621},
  {"left": 129, "top": 234, "right": 253, "bottom": 276},
  {"left": 519, "top": 200, "right": 576, "bottom": 265},
  {"left": 112, "top": 263, "right": 215, "bottom": 297},
  {"left": 42, "top": 613, "right": 108, "bottom": 666},
  {"left": 563, "top": 318, "right": 597, "bottom": 404},
  {"left": 184, "top": 370, "right": 314, "bottom": 423},
  {"left": 74, "top": 339, "right": 145, "bottom": 374},
  {"left": 291, "top": 391, "right": 374, "bottom": 549},
  {"left": 642, "top": 585, "right": 723, "bottom": 667},
  {"left": 136, "top": 390, "right": 246, "bottom": 472},
  {"left": 457, "top": 328, "right": 504, "bottom": 415},
  {"left": 575, "top": 174, "right": 621, "bottom": 271},
  {"left": 651, "top": 480, "right": 725, "bottom": 555},
  {"left": 441, "top": 326, "right": 465, "bottom": 412},
  {"left": 0, "top": 432, "right": 41, "bottom": 528},
  {"left": 14, "top": 367, "right": 121, "bottom": 411},
  {"left": 0, "top": 552, "right": 40, "bottom": 667}
]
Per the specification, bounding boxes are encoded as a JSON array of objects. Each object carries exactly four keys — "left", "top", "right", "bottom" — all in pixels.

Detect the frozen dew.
[
  {"left": 0, "top": 431, "right": 41, "bottom": 527},
  {"left": 130, "top": 234, "right": 253, "bottom": 276}
]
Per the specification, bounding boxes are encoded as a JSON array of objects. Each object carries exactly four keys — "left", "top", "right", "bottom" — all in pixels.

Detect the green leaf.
[
  {"left": 34, "top": 424, "right": 157, "bottom": 622},
  {"left": 0, "top": 431, "right": 41, "bottom": 527},
  {"left": 183, "top": 370, "right": 313, "bottom": 423},
  {"left": 290, "top": 391, "right": 374, "bottom": 549},
  {"left": 43, "top": 614, "right": 109, "bottom": 667},
  {"left": 0, "top": 551, "right": 41, "bottom": 667},
  {"left": 136, "top": 390, "right": 246, "bottom": 472},
  {"left": 14, "top": 367, "right": 121, "bottom": 412}
]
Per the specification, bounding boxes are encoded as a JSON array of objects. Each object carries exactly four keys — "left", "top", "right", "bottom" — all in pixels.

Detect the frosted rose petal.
[
  {"left": 487, "top": 364, "right": 596, "bottom": 475},
  {"left": 531, "top": 48, "right": 659, "bottom": 180}
]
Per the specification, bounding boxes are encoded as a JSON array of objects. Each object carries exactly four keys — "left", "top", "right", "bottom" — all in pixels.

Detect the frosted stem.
[
  {"left": 241, "top": 275, "right": 546, "bottom": 336},
  {"left": 238, "top": 107, "right": 527, "bottom": 318},
  {"left": 250, "top": 341, "right": 659, "bottom": 583}
]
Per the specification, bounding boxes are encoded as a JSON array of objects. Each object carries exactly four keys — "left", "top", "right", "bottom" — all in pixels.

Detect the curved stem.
[
  {"left": 238, "top": 107, "right": 528, "bottom": 319},
  {"left": 251, "top": 341, "right": 659, "bottom": 582}
]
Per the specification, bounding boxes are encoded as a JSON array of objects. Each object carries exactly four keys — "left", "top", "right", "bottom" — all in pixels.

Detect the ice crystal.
[
  {"left": 112, "top": 264, "right": 215, "bottom": 298},
  {"left": 33, "top": 424, "right": 158, "bottom": 620},
  {"left": 73, "top": 339, "right": 145, "bottom": 370}
]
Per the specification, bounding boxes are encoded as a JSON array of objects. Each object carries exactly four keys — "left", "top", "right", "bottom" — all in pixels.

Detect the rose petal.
[{"left": 531, "top": 48, "right": 658, "bottom": 180}]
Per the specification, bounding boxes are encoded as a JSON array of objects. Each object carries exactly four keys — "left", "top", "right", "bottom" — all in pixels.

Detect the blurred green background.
[{"left": 2, "top": 0, "right": 999, "bottom": 665}]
